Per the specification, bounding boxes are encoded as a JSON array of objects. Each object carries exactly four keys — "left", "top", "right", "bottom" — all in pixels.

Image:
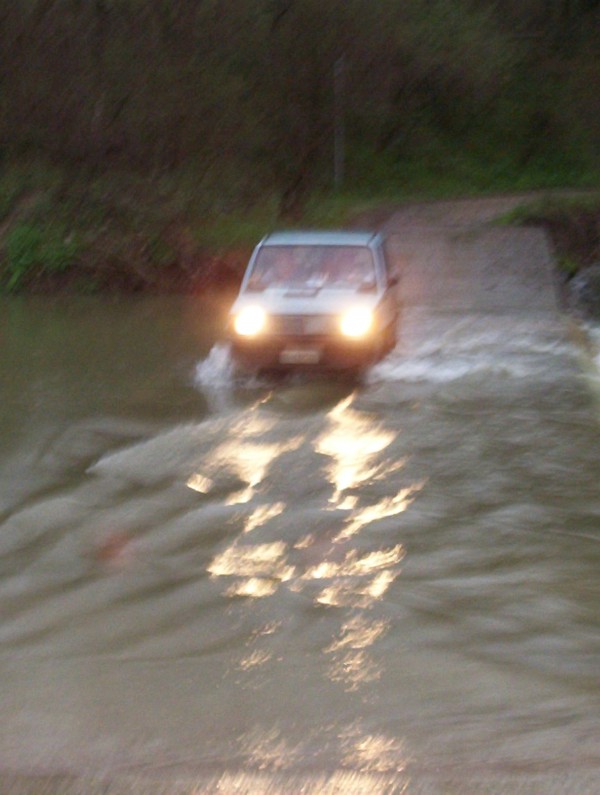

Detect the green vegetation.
[
  {"left": 0, "top": 0, "right": 599, "bottom": 291},
  {"left": 4, "top": 221, "right": 79, "bottom": 291},
  {"left": 499, "top": 194, "right": 600, "bottom": 225}
]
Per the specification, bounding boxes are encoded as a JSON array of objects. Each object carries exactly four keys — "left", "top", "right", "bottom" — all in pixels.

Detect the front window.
[{"left": 247, "top": 246, "right": 377, "bottom": 292}]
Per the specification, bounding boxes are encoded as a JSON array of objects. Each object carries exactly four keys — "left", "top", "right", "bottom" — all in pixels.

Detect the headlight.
[
  {"left": 339, "top": 307, "right": 374, "bottom": 338},
  {"left": 233, "top": 305, "right": 267, "bottom": 336}
]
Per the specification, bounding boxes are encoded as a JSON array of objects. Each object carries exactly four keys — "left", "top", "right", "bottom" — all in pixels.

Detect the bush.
[{"left": 3, "top": 221, "right": 79, "bottom": 290}]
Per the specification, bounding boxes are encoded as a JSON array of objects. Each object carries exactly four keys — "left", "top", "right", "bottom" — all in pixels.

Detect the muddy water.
[{"left": 1, "top": 286, "right": 600, "bottom": 792}]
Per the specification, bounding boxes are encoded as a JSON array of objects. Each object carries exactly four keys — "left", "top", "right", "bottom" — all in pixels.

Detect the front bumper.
[{"left": 229, "top": 334, "right": 380, "bottom": 371}]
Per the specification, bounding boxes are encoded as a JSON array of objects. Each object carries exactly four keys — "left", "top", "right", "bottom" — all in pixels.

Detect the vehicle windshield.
[{"left": 246, "top": 245, "right": 377, "bottom": 291}]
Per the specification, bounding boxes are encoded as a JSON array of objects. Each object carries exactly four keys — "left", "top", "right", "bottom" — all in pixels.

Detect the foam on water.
[
  {"left": 588, "top": 324, "right": 600, "bottom": 370},
  {"left": 369, "top": 317, "right": 578, "bottom": 385},
  {"left": 193, "top": 318, "right": 595, "bottom": 407},
  {"left": 582, "top": 324, "right": 600, "bottom": 415},
  {"left": 193, "top": 326, "right": 579, "bottom": 395}
]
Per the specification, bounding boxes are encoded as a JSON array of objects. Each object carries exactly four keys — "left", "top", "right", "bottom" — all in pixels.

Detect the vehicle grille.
[{"left": 271, "top": 315, "right": 333, "bottom": 335}]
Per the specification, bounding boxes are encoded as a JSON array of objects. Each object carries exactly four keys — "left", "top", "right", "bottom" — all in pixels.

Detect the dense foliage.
[
  {"left": 1, "top": 0, "right": 599, "bottom": 208},
  {"left": 0, "top": 1, "right": 599, "bottom": 291}
]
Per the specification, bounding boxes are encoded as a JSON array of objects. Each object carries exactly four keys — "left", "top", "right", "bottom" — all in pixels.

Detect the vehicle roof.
[{"left": 258, "top": 230, "right": 381, "bottom": 247}]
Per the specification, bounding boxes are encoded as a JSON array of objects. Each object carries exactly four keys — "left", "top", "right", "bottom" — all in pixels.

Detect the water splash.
[
  {"left": 193, "top": 342, "right": 279, "bottom": 411},
  {"left": 369, "top": 316, "right": 577, "bottom": 385},
  {"left": 193, "top": 343, "right": 235, "bottom": 410}
]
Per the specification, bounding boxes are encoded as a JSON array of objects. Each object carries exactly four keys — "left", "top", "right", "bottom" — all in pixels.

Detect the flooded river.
[{"left": 1, "top": 205, "right": 600, "bottom": 794}]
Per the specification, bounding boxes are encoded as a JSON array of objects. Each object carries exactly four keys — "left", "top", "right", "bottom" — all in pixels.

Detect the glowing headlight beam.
[
  {"left": 234, "top": 306, "right": 267, "bottom": 336},
  {"left": 340, "top": 307, "right": 374, "bottom": 338}
]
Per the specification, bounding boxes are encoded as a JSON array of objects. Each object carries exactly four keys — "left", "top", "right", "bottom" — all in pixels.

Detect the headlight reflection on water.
[
  {"left": 315, "top": 395, "right": 398, "bottom": 504},
  {"left": 208, "top": 541, "right": 291, "bottom": 578},
  {"left": 303, "top": 545, "right": 405, "bottom": 582},
  {"left": 221, "top": 440, "right": 296, "bottom": 505},
  {"left": 334, "top": 485, "right": 423, "bottom": 543},
  {"left": 217, "top": 430, "right": 303, "bottom": 505},
  {"left": 325, "top": 615, "right": 392, "bottom": 691},
  {"left": 186, "top": 410, "right": 303, "bottom": 505},
  {"left": 227, "top": 722, "right": 409, "bottom": 781},
  {"left": 196, "top": 396, "right": 417, "bottom": 780},
  {"left": 225, "top": 578, "right": 280, "bottom": 599},
  {"left": 244, "top": 501, "right": 286, "bottom": 533},
  {"left": 203, "top": 395, "right": 423, "bottom": 610},
  {"left": 198, "top": 395, "right": 421, "bottom": 753},
  {"left": 315, "top": 570, "right": 398, "bottom": 610},
  {"left": 207, "top": 771, "right": 411, "bottom": 794},
  {"left": 186, "top": 473, "right": 214, "bottom": 493}
]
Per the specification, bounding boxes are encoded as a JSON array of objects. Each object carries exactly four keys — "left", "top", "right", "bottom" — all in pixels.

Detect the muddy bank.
[
  {"left": 2, "top": 195, "right": 599, "bottom": 319},
  {"left": 12, "top": 244, "right": 247, "bottom": 296}
]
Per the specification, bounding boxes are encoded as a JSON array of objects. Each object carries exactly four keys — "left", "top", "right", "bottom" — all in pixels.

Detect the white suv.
[{"left": 228, "top": 230, "right": 399, "bottom": 372}]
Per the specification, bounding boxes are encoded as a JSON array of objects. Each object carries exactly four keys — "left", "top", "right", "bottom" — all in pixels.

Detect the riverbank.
[{"left": 0, "top": 167, "right": 598, "bottom": 318}]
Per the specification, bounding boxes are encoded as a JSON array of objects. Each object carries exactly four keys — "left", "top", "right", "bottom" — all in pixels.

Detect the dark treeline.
[{"left": 1, "top": 0, "right": 599, "bottom": 213}]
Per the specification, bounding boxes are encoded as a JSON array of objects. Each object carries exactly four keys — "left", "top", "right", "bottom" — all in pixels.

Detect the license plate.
[{"left": 280, "top": 347, "right": 321, "bottom": 365}]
